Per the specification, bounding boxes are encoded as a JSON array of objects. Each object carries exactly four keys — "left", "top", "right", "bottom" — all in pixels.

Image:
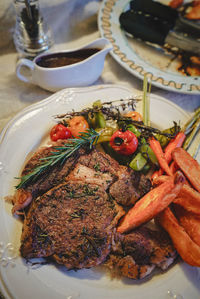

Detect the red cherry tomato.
[
  {"left": 110, "top": 130, "right": 138, "bottom": 156},
  {"left": 50, "top": 124, "right": 72, "bottom": 141}
]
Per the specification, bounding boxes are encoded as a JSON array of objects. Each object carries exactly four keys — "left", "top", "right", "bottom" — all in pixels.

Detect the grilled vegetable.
[
  {"left": 110, "top": 129, "right": 138, "bottom": 156},
  {"left": 172, "top": 147, "right": 200, "bottom": 192},
  {"left": 129, "top": 152, "right": 147, "bottom": 171},
  {"left": 50, "top": 124, "right": 72, "bottom": 141},
  {"left": 156, "top": 207, "right": 200, "bottom": 267},
  {"left": 149, "top": 137, "right": 173, "bottom": 176},
  {"left": 68, "top": 116, "right": 89, "bottom": 138}
]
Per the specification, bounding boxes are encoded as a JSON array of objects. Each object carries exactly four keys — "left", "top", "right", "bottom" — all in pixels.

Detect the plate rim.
[
  {"left": 98, "top": 0, "right": 200, "bottom": 95},
  {"left": 1, "top": 84, "right": 199, "bottom": 299}
]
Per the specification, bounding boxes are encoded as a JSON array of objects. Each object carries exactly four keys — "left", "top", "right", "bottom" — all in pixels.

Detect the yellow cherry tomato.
[
  {"left": 68, "top": 116, "right": 89, "bottom": 138},
  {"left": 124, "top": 111, "right": 143, "bottom": 122}
]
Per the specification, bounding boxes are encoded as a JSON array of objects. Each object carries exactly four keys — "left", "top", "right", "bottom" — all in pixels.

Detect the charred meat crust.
[
  {"left": 21, "top": 143, "right": 89, "bottom": 199},
  {"left": 109, "top": 166, "right": 152, "bottom": 206},
  {"left": 104, "top": 226, "right": 177, "bottom": 279},
  {"left": 20, "top": 181, "right": 124, "bottom": 269}
]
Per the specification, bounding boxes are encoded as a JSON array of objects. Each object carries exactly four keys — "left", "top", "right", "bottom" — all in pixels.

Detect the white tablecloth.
[{"left": 0, "top": 0, "right": 199, "bottom": 135}]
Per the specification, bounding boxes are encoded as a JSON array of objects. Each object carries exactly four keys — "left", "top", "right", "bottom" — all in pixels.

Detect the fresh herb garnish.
[{"left": 16, "top": 129, "right": 100, "bottom": 189}]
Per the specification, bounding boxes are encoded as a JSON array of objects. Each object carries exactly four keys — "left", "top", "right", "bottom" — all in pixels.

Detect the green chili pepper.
[
  {"left": 129, "top": 152, "right": 147, "bottom": 171},
  {"left": 95, "top": 127, "right": 113, "bottom": 144},
  {"left": 91, "top": 100, "right": 106, "bottom": 128},
  {"left": 93, "top": 100, "right": 102, "bottom": 108},
  {"left": 127, "top": 124, "right": 141, "bottom": 137},
  {"left": 155, "top": 126, "right": 180, "bottom": 148},
  {"left": 140, "top": 143, "right": 158, "bottom": 166},
  {"left": 95, "top": 112, "right": 106, "bottom": 128},
  {"left": 141, "top": 163, "right": 151, "bottom": 174}
]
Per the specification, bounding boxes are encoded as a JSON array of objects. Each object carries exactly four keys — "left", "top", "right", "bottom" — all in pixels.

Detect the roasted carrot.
[
  {"left": 169, "top": 161, "right": 179, "bottom": 174},
  {"left": 156, "top": 207, "right": 200, "bottom": 267},
  {"left": 117, "top": 172, "right": 185, "bottom": 233},
  {"left": 173, "top": 184, "right": 200, "bottom": 215},
  {"left": 172, "top": 147, "right": 200, "bottom": 192},
  {"left": 152, "top": 175, "right": 171, "bottom": 186},
  {"left": 173, "top": 204, "right": 200, "bottom": 247},
  {"left": 151, "top": 132, "right": 185, "bottom": 178},
  {"left": 151, "top": 170, "right": 160, "bottom": 182},
  {"left": 164, "top": 132, "right": 186, "bottom": 163},
  {"left": 149, "top": 137, "right": 173, "bottom": 176}
]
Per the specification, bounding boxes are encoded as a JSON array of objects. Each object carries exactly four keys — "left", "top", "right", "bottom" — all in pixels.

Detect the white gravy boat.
[{"left": 16, "top": 38, "right": 113, "bottom": 92}]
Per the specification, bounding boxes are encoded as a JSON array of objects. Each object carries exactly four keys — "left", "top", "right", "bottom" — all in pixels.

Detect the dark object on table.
[
  {"left": 119, "top": 0, "right": 200, "bottom": 55},
  {"left": 21, "top": 2, "right": 39, "bottom": 39},
  {"left": 13, "top": 0, "right": 53, "bottom": 58}
]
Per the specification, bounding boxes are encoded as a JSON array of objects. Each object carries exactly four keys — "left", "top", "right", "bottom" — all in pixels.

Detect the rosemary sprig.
[{"left": 16, "top": 129, "right": 100, "bottom": 189}]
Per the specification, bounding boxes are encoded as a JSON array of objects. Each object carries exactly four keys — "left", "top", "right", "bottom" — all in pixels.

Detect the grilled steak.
[
  {"left": 79, "top": 148, "right": 152, "bottom": 206},
  {"left": 17, "top": 142, "right": 176, "bottom": 278},
  {"left": 12, "top": 146, "right": 151, "bottom": 214},
  {"left": 21, "top": 143, "right": 87, "bottom": 198},
  {"left": 20, "top": 181, "right": 124, "bottom": 269},
  {"left": 109, "top": 166, "right": 152, "bottom": 206},
  {"left": 104, "top": 225, "right": 177, "bottom": 279}
]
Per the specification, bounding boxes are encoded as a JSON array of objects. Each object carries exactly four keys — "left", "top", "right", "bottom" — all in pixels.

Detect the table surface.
[
  {"left": 0, "top": 0, "right": 199, "bottom": 136},
  {"left": 0, "top": 0, "right": 199, "bottom": 298}
]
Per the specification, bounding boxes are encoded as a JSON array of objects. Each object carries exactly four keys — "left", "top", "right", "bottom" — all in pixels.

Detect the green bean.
[{"left": 129, "top": 152, "right": 147, "bottom": 171}]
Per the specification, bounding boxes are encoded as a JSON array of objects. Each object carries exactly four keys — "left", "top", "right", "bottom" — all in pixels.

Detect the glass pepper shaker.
[{"left": 13, "top": 0, "right": 53, "bottom": 58}]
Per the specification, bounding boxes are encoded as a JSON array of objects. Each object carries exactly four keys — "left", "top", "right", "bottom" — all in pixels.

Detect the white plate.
[
  {"left": 98, "top": 0, "right": 200, "bottom": 94},
  {"left": 0, "top": 85, "right": 200, "bottom": 299}
]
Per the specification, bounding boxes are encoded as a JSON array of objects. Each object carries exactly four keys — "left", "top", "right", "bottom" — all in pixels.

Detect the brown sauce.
[{"left": 36, "top": 48, "right": 100, "bottom": 68}]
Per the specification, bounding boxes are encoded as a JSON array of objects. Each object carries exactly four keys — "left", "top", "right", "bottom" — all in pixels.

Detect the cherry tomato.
[
  {"left": 110, "top": 130, "right": 138, "bottom": 156},
  {"left": 50, "top": 124, "right": 72, "bottom": 141},
  {"left": 169, "top": 0, "right": 183, "bottom": 9},
  {"left": 124, "top": 111, "right": 143, "bottom": 122},
  {"left": 68, "top": 116, "right": 89, "bottom": 138}
]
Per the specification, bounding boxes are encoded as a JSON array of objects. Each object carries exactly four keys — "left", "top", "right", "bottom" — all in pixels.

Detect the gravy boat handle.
[{"left": 16, "top": 58, "right": 34, "bottom": 83}]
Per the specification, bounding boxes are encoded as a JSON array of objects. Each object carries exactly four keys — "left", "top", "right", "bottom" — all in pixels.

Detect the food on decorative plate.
[
  {"left": 9, "top": 86, "right": 200, "bottom": 280},
  {"left": 119, "top": 0, "right": 200, "bottom": 76}
]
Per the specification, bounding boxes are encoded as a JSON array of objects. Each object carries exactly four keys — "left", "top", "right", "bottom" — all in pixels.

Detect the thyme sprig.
[
  {"left": 55, "top": 98, "right": 140, "bottom": 121},
  {"left": 16, "top": 129, "right": 100, "bottom": 190}
]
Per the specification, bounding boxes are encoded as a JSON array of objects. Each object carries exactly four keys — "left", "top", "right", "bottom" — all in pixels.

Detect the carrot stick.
[
  {"left": 169, "top": 161, "right": 179, "bottom": 174},
  {"left": 149, "top": 137, "right": 173, "bottom": 176},
  {"left": 152, "top": 175, "right": 171, "bottom": 186},
  {"left": 164, "top": 131, "right": 186, "bottom": 163},
  {"left": 156, "top": 207, "right": 200, "bottom": 267},
  {"left": 151, "top": 132, "right": 185, "bottom": 178},
  {"left": 172, "top": 147, "right": 200, "bottom": 192},
  {"left": 173, "top": 184, "right": 200, "bottom": 215},
  {"left": 173, "top": 204, "right": 200, "bottom": 247},
  {"left": 117, "top": 172, "right": 185, "bottom": 233},
  {"left": 151, "top": 170, "right": 160, "bottom": 182}
]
